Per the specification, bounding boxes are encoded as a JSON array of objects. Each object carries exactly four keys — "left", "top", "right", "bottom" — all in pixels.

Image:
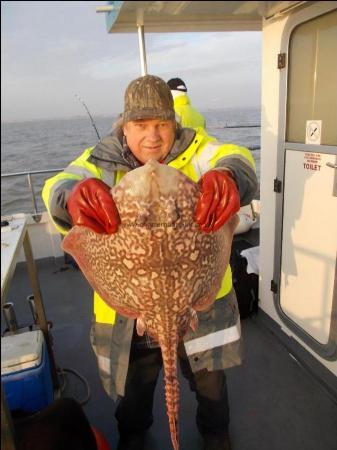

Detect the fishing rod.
[{"left": 75, "top": 94, "right": 101, "bottom": 142}]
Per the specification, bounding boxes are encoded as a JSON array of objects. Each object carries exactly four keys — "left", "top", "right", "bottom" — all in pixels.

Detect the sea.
[{"left": 1, "top": 107, "right": 261, "bottom": 216}]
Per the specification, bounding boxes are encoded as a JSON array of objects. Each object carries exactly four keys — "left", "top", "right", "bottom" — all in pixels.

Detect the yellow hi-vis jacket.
[
  {"left": 42, "top": 127, "right": 256, "bottom": 328},
  {"left": 173, "top": 94, "right": 206, "bottom": 129}
]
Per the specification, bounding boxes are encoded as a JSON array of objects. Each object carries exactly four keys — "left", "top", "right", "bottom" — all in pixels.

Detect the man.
[
  {"left": 42, "top": 75, "right": 257, "bottom": 450},
  {"left": 167, "top": 77, "right": 206, "bottom": 129}
]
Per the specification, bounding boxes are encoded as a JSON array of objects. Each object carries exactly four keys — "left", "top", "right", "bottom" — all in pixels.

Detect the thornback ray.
[{"left": 62, "top": 160, "right": 238, "bottom": 450}]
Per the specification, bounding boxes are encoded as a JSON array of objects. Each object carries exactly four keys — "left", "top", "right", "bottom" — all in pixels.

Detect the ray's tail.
[{"left": 160, "top": 332, "right": 180, "bottom": 450}]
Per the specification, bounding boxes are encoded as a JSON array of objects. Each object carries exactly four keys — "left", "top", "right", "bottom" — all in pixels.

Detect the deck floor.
[{"left": 2, "top": 256, "right": 337, "bottom": 450}]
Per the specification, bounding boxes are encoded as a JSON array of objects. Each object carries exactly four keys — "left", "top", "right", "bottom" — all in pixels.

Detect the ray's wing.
[
  {"left": 62, "top": 226, "right": 140, "bottom": 319},
  {"left": 191, "top": 214, "right": 240, "bottom": 312}
]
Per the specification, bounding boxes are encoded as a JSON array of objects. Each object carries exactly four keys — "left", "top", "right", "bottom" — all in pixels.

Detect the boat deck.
[{"left": 2, "top": 254, "right": 337, "bottom": 450}]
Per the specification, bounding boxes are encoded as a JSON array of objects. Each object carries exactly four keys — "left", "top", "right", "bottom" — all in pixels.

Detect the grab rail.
[
  {"left": 1, "top": 152, "right": 260, "bottom": 217},
  {"left": 1, "top": 168, "right": 64, "bottom": 216}
]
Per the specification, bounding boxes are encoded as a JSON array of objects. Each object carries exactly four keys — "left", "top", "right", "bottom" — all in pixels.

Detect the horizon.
[{"left": 1, "top": 105, "right": 261, "bottom": 125}]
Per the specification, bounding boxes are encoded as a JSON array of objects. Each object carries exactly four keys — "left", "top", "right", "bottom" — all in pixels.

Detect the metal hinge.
[
  {"left": 278, "top": 53, "right": 286, "bottom": 69},
  {"left": 274, "top": 178, "right": 282, "bottom": 193},
  {"left": 271, "top": 280, "right": 278, "bottom": 293}
]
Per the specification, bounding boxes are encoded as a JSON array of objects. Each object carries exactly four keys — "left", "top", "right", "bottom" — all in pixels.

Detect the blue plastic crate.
[{"left": 1, "top": 330, "right": 54, "bottom": 412}]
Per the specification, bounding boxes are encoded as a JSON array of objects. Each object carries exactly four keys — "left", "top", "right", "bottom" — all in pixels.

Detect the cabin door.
[{"left": 275, "top": 9, "right": 337, "bottom": 359}]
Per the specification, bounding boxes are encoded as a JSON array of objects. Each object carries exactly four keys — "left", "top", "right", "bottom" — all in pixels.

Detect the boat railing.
[
  {"left": 1, "top": 168, "right": 64, "bottom": 218},
  {"left": 1, "top": 148, "right": 260, "bottom": 220}
]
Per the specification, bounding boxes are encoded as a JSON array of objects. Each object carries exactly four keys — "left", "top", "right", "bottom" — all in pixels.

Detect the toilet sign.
[
  {"left": 303, "top": 152, "right": 321, "bottom": 172},
  {"left": 306, "top": 120, "right": 322, "bottom": 145}
]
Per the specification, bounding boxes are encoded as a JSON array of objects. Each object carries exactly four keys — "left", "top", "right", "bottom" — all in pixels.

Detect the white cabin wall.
[
  {"left": 259, "top": 2, "right": 337, "bottom": 376},
  {"left": 259, "top": 15, "right": 286, "bottom": 324}
]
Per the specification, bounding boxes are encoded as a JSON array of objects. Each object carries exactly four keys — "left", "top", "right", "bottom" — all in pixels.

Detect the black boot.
[
  {"left": 117, "top": 432, "right": 146, "bottom": 450},
  {"left": 203, "top": 432, "right": 231, "bottom": 450}
]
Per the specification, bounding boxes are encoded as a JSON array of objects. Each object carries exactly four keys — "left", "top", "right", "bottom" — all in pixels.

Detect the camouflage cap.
[{"left": 123, "top": 75, "right": 175, "bottom": 123}]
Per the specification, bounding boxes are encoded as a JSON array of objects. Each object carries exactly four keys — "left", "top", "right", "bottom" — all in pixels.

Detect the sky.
[{"left": 1, "top": 1, "right": 262, "bottom": 122}]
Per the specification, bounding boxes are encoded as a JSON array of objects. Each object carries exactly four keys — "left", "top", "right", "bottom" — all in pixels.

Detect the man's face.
[{"left": 123, "top": 119, "right": 176, "bottom": 164}]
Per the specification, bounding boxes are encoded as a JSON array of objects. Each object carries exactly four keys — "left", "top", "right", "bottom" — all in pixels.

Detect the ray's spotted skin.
[{"left": 62, "top": 160, "right": 238, "bottom": 450}]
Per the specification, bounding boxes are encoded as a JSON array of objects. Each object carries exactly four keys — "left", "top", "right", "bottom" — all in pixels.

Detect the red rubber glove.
[
  {"left": 67, "top": 178, "right": 120, "bottom": 234},
  {"left": 195, "top": 170, "right": 240, "bottom": 233}
]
